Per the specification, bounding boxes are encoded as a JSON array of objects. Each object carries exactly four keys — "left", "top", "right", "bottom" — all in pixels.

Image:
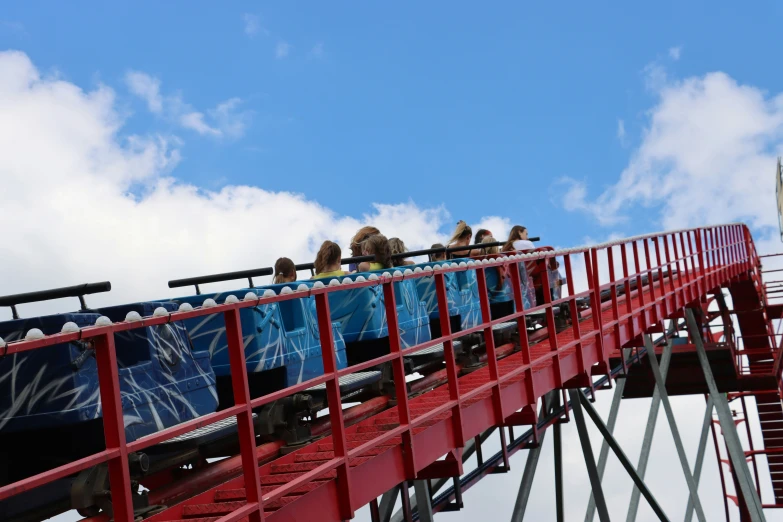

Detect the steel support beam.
[
  {"left": 684, "top": 396, "right": 714, "bottom": 522},
  {"left": 627, "top": 342, "right": 673, "bottom": 522},
  {"left": 380, "top": 485, "right": 401, "bottom": 522},
  {"left": 413, "top": 481, "right": 433, "bottom": 522},
  {"left": 510, "top": 424, "right": 547, "bottom": 522},
  {"left": 586, "top": 350, "right": 629, "bottom": 522},
  {"left": 576, "top": 390, "right": 670, "bottom": 522},
  {"left": 554, "top": 397, "right": 564, "bottom": 522},
  {"left": 644, "top": 335, "right": 707, "bottom": 522},
  {"left": 569, "top": 388, "right": 611, "bottom": 522},
  {"left": 390, "top": 428, "right": 496, "bottom": 522},
  {"left": 685, "top": 310, "right": 766, "bottom": 522},
  {"left": 510, "top": 392, "right": 556, "bottom": 522}
]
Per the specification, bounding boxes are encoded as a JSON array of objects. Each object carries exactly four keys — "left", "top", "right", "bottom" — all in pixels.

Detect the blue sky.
[
  {"left": 3, "top": 2, "right": 782, "bottom": 250},
  {"left": 4, "top": 4, "right": 783, "bottom": 521}
]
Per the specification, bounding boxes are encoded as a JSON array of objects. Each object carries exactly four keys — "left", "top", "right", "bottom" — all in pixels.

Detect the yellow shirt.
[
  {"left": 368, "top": 262, "right": 385, "bottom": 271},
  {"left": 312, "top": 270, "right": 347, "bottom": 279}
]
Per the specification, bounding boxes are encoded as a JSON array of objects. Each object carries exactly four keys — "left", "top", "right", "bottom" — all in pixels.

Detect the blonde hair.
[
  {"left": 448, "top": 220, "right": 472, "bottom": 246},
  {"left": 314, "top": 241, "right": 342, "bottom": 274},
  {"left": 273, "top": 257, "right": 296, "bottom": 284},
  {"left": 481, "top": 236, "right": 499, "bottom": 255}
]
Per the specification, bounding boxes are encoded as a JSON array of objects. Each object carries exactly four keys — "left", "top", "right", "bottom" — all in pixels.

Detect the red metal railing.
[{"left": 0, "top": 223, "right": 755, "bottom": 522}]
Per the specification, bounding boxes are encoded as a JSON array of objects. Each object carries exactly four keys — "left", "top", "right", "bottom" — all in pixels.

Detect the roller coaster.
[{"left": 0, "top": 223, "right": 779, "bottom": 521}]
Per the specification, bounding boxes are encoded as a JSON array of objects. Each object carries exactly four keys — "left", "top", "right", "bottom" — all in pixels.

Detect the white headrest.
[
  {"left": 25, "top": 328, "right": 45, "bottom": 340},
  {"left": 61, "top": 321, "right": 80, "bottom": 333}
]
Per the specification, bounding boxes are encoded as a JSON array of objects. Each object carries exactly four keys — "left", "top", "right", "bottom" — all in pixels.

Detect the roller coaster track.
[{"left": 1, "top": 223, "right": 776, "bottom": 521}]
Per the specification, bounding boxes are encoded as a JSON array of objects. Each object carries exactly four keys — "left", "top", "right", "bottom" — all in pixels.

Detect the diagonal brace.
[
  {"left": 644, "top": 335, "right": 707, "bottom": 522},
  {"left": 577, "top": 389, "right": 670, "bottom": 522},
  {"left": 569, "top": 388, "right": 611, "bottom": 522}
]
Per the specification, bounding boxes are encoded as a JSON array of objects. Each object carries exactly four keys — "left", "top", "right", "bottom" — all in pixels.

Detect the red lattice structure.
[{"left": 0, "top": 223, "right": 779, "bottom": 522}]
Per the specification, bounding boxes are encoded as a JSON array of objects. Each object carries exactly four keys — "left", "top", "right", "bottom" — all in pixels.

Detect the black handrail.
[
  {"left": 168, "top": 268, "right": 274, "bottom": 293},
  {"left": 168, "top": 237, "right": 541, "bottom": 293},
  {"left": 0, "top": 282, "right": 112, "bottom": 319}
]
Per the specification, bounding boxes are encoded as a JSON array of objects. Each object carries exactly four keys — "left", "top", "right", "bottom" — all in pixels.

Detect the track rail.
[{"left": 0, "top": 223, "right": 756, "bottom": 522}]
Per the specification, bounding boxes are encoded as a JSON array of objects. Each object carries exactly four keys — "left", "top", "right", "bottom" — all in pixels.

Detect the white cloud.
[
  {"left": 125, "top": 70, "right": 163, "bottom": 113},
  {"left": 124, "top": 71, "right": 250, "bottom": 139},
  {"left": 669, "top": 46, "right": 682, "bottom": 61},
  {"left": 210, "top": 97, "right": 250, "bottom": 139},
  {"left": 242, "top": 13, "right": 260, "bottom": 37},
  {"left": 180, "top": 111, "right": 221, "bottom": 136},
  {"left": 471, "top": 216, "right": 511, "bottom": 242},
  {"left": 276, "top": 41, "right": 290, "bottom": 59},
  {"left": 0, "top": 51, "right": 451, "bottom": 320},
  {"left": 561, "top": 68, "right": 783, "bottom": 236},
  {"left": 617, "top": 118, "right": 626, "bottom": 144}
]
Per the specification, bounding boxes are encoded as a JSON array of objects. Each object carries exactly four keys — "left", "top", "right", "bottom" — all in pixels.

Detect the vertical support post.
[
  {"left": 540, "top": 261, "right": 563, "bottom": 386},
  {"left": 476, "top": 266, "right": 506, "bottom": 425},
  {"left": 685, "top": 310, "right": 765, "bottom": 521},
  {"left": 684, "top": 396, "right": 715, "bottom": 522},
  {"left": 382, "top": 279, "right": 416, "bottom": 478},
  {"left": 626, "top": 342, "right": 673, "bottom": 522},
  {"left": 510, "top": 393, "right": 552, "bottom": 522},
  {"left": 568, "top": 388, "right": 610, "bottom": 522},
  {"left": 585, "top": 360, "right": 627, "bottom": 522},
  {"left": 413, "top": 481, "right": 434, "bottom": 522},
  {"left": 435, "top": 271, "right": 465, "bottom": 448},
  {"left": 509, "top": 256, "right": 536, "bottom": 407},
  {"left": 224, "top": 308, "right": 265, "bottom": 522},
  {"left": 315, "top": 294, "right": 353, "bottom": 519},
  {"left": 643, "top": 334, "right": 706, "bottom": 522},
  {"left": 94, "top": 332, "right": 135, "bottom": 522},
  {"left": 399, "top": 481, "right": 413, "bottom": 522},
  {"left": 585, "top": 250, "right": 605, "bottom": 370},
  {"left": 554, "top": 396, "right": 564, "bottom": 522},
  {"left": 563, "top": 253, "right": 586, "bottom": 379}
]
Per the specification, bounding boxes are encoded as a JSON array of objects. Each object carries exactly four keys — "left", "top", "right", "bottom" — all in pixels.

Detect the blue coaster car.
[
  {"left": 409, "top": 260, "right": 483, "bottom": 336},
  {"left": 171, "top": 283, "right": 348, "bottom": 400},
  {"left": 306, "top": 270, "right": 431, "bottom": 365},
  {"left": 0, "top": 302, "right": 217, "bottom": 441},
  {"left": 0, "top": 302, "right": 218, "bottom": 492}
]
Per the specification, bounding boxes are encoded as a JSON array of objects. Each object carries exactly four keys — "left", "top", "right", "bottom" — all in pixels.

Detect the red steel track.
[{"left": 0, "top": 223, "right": 767, "bottom": 522}]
